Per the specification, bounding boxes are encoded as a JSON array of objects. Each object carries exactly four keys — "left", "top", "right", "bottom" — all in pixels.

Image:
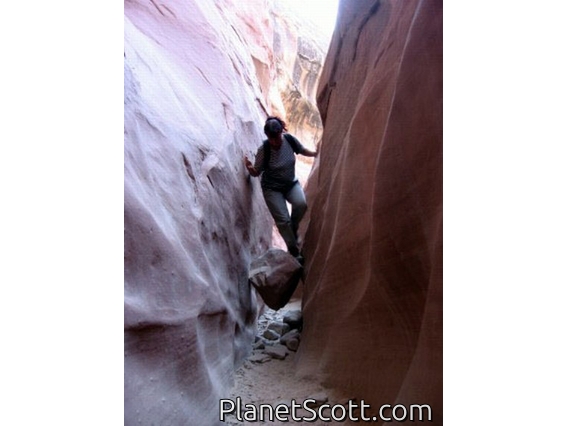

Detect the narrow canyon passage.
[
  {"left": 221, "top": 298, "right": 330, "bottom": 426},
  {"left": 124, "top": 0, "right": 442, "bottom": 424}
]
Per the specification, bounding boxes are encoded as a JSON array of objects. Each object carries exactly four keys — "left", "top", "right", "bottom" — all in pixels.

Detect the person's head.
[{"left": 264, "top": 116, "right": 287, "bottom": 139}]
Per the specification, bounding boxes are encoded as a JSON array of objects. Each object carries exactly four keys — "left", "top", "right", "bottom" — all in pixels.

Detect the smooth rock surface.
[
  {"left": 299, "top": 0, "right": 443, "bottom": 422},
  {"left": 124, "top": 1, "right": 324, "bottom": 424}
]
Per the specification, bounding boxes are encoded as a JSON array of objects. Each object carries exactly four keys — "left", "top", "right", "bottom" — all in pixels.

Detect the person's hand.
[{"left": 244, "top": 156, "right": 259, "bottom": 176}]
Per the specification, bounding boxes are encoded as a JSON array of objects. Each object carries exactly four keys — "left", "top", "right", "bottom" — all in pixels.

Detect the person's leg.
[
  {"left": 285, "top": 182, "right": 307, "bottom": 241},
  {"left": 262, "top": 188, "right": 299, "bottom": 255}
]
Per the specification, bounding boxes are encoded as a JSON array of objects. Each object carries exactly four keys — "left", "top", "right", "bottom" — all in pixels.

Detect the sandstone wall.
[
  {"left": 124, "top": 1, "right": 271, "bottom": 424},
  {"left": 215, "top": 0, "right": 326, "bottom": 153},
  {"left": 299, "top": 0, "right": 443, "bottom": 422},
  {"left": 269, "top": 3, "right": 327, "bottom": 150},
  {"left": 124, "top": 0, "right": 325, "bottom": 424}
]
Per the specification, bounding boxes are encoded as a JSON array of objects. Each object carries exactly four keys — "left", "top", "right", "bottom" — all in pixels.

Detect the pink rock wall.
[
  {"left": 299, "top": 0, "right": 442, "bottom": 422},
  {"left": 124, "top": 0, "right": 326, "bottom": 424},
  {"left": 124, "top": 1, "right": 272, "bottom": 424}
]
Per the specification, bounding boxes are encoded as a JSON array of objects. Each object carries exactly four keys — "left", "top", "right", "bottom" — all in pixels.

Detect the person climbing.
[{"left": 244, "top": 116, "right": 318, "bottom": 261}]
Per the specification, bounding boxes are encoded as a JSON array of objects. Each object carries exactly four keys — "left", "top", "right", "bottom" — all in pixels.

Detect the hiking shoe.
[{"left": 288, "top": 245, "right": 300, "bottom": 257}]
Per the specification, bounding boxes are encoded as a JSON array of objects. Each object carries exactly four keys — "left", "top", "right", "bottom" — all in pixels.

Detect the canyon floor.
[{"left": 223, "top": 298, "right": 340, "bottom": 426}]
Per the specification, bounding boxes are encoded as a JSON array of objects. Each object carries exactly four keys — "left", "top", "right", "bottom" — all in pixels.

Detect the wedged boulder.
[{"left": 248, "top": 249, "right": 303, "bottom": 310}]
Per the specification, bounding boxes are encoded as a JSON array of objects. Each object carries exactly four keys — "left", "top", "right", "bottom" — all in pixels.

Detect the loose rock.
[
  {"left": 284, "top": 338, "right": 299, "bottom": 351},
  {"left": 249, "top": 353, "right": 272, "bottom": 363},
  {"left": 261, "top": 337, "right": 276, "bottom": 346},
  {"left": 253, "top": 340, "right": 265, "bottom": 350},
  {"left": 263, "top": 344, "right": 288, "bottom": 360},
  {"left": 262, "top": 329, "right": 280, "bottom": 340},
  {"left": 283, "top": 310, "right": 303, "bottom": 329},
  {"left": 267, "top": 321, "right": 290, "bottom": 336},
  {"left": 280, "top": 329, "right": 300, "bottom": 344}
]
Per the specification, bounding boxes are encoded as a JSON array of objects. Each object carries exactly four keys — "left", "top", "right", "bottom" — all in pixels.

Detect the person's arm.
[
  {"left": 244, "top": 156, "right": 261, "bottom": 177},
  {"left": 287, "top": 133, "right": 318, "bottom": 158},
  {"left": 301, "top": 146, "right": 318, "bottom": 157}
]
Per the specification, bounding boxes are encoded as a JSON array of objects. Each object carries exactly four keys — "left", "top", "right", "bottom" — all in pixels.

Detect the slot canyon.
[{"left": 124, "top": 0, "right": 442, "bottom": 424}]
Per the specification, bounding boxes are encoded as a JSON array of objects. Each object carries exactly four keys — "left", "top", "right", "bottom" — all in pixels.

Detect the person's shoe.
[{"left": 288, "top": 246, "right": 300, "bottom": 257}]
